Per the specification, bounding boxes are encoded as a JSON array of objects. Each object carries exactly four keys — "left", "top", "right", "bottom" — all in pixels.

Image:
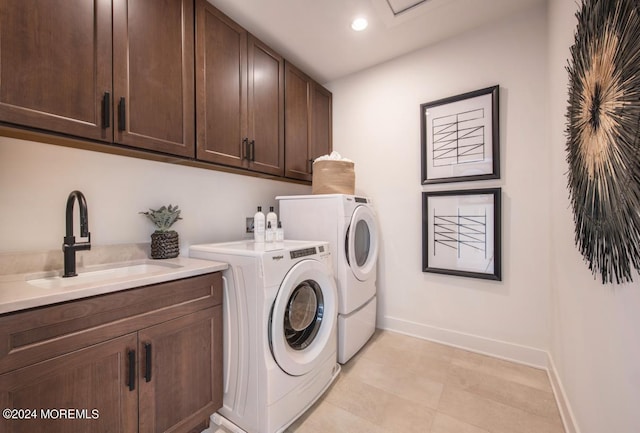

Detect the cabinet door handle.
[
  {"left": 118, "top": 97, "right": 126, "bottom": 131},
  {"left": 102, "top": 92, "right": 110, "bottom": 129},
  {"left": 144, "top": 343, "right": 152, "bottom": 382},
  {"left": 242, "top": 138, "right": 249, "bottom": 160},
  {"left": 127, "top": 349, "right": 136, "bottom": 391},
  {"left": 250, "top": 140, "right": 256, "bottom": 162}
]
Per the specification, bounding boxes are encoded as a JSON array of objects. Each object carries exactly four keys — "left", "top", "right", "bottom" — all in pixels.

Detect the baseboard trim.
[
  {"left": 547, "top": 354, "right": 580, "bottom": 433},
  {"left": 379, "top": 316, "right": 548, "bottom": 369}
]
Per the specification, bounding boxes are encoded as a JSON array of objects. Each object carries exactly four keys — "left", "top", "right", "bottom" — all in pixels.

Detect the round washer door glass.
[
  {"left": 284, "top": 280, "right": 323, "bottom": 350},
  {"left": 346, "top": 205, "right": 379, "bottom": 281},
  {"left": 270, "top": 259, "right": 338, "bottom": 376}
]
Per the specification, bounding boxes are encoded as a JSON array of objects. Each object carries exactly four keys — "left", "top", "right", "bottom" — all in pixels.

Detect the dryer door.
[
  {"left": 270, "top": 259, "right": 338, "bottom": 376},
  {"left": 345, "top": 205, "right": 379, "bottom": 282}
]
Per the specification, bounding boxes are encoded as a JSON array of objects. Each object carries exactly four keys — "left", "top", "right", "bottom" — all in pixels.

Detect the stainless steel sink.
[{"left": 27, "top": 261, "right": 183, "bottom": 289}]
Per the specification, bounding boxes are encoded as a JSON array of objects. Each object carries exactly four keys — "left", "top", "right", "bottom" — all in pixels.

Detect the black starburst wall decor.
[{"left": 566, "top": 0, "right": 640, "bottom": 284}]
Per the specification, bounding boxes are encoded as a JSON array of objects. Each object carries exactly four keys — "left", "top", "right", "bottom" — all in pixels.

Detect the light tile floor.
[{"left": 286, "top": 330, "right": 565, "bottom": 433}]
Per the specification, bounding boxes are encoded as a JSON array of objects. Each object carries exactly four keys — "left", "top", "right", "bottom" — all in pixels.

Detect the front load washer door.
[
  {"left": 345, "top": 205, "right": 379, "bottom": 282},
  {"left": 270, "top": 259, "right": 338, "bottom": 376}
]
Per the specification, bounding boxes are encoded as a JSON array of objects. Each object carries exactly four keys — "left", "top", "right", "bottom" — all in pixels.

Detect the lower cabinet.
[
  {"left": 138, "top": 307, "right": 221, "bottom": 433},
  {"left": 0, "top": 273, "right": 222, "bottom": 433},
  {"left": 0, "top": 334, "right": 138, "bottom": 433}
]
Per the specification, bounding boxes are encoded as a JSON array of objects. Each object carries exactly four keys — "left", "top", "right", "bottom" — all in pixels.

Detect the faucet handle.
[{"left": 78, "top": 232, "right": 91, "bottom": 248}]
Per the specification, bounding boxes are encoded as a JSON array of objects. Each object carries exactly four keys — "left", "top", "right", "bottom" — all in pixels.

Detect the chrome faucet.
[{"left": 63, "top": 190, "right": 91, "bottom": 277}]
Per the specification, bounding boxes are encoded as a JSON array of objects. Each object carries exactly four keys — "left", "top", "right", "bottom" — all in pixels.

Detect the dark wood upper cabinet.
[
  {"left": 284, "top": 63, "right": 311, "bottom": 180},
  {"left": 113, "top": 0, "right": 195, "bottom": 157},
  {"left": 0, "top": 0, "right": 329, "bottom": 182},
  {"left": 196, "top": 0, "right": 284, "bottom": 176},
  {"left": 196, "top": 2, "right": 247, "bottom": 168},
  {"left": 284, "top": 62, "right": 332, "bottom": 181},
  {"left": 0, "top": 0, "right": 113, "bottom": 142},
  {"left": 311, "top": 84, "right": 332, "bottom": 163},
  {"left": 0, "top": 0, "right": 194, "bottom": 157},
  {"left": 246, "top": 36, "right": 285, "bottom": 176}
]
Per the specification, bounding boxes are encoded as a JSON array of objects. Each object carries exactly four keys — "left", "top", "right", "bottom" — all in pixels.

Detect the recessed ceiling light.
[{"left": 351, "top": 17, "right": 368, "bottom": 31}]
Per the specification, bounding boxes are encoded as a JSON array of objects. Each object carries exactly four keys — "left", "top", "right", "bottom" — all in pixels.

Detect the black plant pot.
[{"left": 150, "top": 230, "right": 179, "bottom": 259}]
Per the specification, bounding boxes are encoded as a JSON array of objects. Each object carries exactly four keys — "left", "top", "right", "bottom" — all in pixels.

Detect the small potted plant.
[{"left": 140, "top": 204, "right": 182, "bottom": 259}]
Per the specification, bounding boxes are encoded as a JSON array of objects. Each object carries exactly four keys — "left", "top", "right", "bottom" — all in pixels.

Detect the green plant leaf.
[{"left": 139, "top": 204, "right": 182, "bottom": 231}]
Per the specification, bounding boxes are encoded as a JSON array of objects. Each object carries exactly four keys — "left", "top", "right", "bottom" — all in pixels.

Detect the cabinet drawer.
[{"left": 0, "top": 272, "right": 222, "bottom": 374}]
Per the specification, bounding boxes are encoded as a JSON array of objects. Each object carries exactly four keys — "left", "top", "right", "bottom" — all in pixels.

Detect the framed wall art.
[
  {"left": 421, "top": 86, "right": 500, "bottom": 184},
  {"left": 422, "top": 188, "right": 501, "bottom": 280}
]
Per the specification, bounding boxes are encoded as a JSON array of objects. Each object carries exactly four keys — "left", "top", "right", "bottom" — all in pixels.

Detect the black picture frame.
[
  {"left": 422, "top": 188, "right": 501, "bottom": 280},
  {"left": 421, "top": 85, "right": 500, "bottom": 184}
]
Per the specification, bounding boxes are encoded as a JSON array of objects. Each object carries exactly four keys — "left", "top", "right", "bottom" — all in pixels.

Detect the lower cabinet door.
[
  {"left": 0, "top": 333, "right": 138, "bottom": 433},
  {"left": 138, "top": 306, "right": 222, "bottom": 433}
]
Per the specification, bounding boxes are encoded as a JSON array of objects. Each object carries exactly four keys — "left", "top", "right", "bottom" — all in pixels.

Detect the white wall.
[
  {"left": 327, "top": 4, "right": 550, "bottom": 366},
  {"left": 0, "top": 137, "right": 309, "bottom": 254},
  {"left": 547, "top": 2, "right": 640, "bottom": 433}
]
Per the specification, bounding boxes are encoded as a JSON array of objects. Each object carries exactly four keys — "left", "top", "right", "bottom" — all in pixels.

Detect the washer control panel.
[{"left": 290, "top": 247, "right": 319, "bottom": 259}]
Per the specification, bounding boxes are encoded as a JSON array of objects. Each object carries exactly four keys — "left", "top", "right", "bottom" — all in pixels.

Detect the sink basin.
[{"left": 27, "top": 261, "right": 183, "bottom": 289}]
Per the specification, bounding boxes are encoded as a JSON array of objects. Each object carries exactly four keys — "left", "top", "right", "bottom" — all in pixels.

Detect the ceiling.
[{"left": 206, "top": 0, "right": 544, "bottom": 84}]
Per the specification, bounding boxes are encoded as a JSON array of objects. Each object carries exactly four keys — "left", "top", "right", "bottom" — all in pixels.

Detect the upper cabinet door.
[
  {"left": 284, "top": 62, "right": 332, "bottom": 181},
  {"left": 195, "top": 0, "right": 248, "bottom": 168},
  {"left": 0, "top": 0, "right": 113, "bottom": 142},
  {"left": 113, "top": 0, "right": 195, "bottom": 157},
  {"left": 310, "top": 83, "right": 332, "bottom": 164},
  {"left": 247, "top": 36, "right": 284, "bottom": 177},
  {"left": 196, "top": 1, "right": 284, "bottom": 176},
  {"left": 284, "top": 62, "right": 312, "bottom": 180}
]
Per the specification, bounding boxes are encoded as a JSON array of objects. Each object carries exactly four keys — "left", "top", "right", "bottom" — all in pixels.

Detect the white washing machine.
[
  {"left": 189, "top": 240, "right": 339, "bottom": 433},
  {"left": 277, "top": 194, "right": 379, "bottom": 364}
]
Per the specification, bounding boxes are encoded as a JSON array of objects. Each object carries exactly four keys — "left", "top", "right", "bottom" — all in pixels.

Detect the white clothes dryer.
[
  {"left": 189, "top": 240, "right": 339, "bottom": 433},
  {"left": 277, "top": 194, "right": 379, "bottom": 364}
]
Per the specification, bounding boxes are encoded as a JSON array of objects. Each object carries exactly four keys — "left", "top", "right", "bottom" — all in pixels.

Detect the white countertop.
[{"left": 0, "top": 256, "right": 228, "bottom": 315}]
